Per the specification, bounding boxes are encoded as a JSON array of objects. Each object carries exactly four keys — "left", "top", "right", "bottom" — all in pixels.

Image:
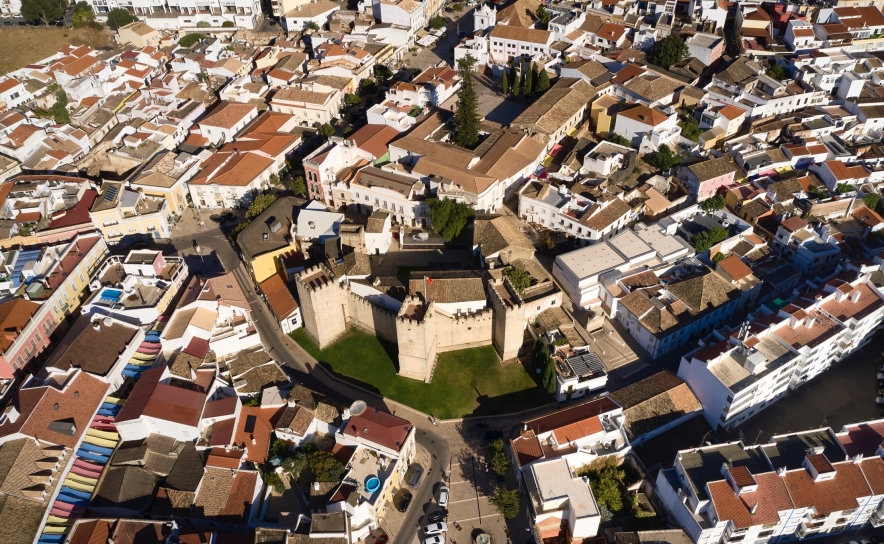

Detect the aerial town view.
[{"left": 1, "top": 0, "right": 884, "bottom": 543}]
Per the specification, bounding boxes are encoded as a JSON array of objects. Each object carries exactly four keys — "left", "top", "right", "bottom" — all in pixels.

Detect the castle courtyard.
[{"left": 291, "top": 328, "right": 552, "bottom": 419}]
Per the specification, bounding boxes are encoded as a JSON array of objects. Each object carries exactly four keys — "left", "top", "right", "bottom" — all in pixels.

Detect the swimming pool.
[{"left": 100, "top": 289, "right": 123, "bottom": 302}]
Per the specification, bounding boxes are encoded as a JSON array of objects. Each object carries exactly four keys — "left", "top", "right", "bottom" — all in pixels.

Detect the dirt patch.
[{"left": 0, "top": 27, "right": 114, "bottom": 76}]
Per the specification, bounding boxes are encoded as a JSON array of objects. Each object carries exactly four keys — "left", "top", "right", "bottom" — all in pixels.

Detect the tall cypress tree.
[
  {"left": 530, "top": 63, "right": 539, "bottom": 96},
  {"left": 523, "top": 61, "right": 533, "bottom": 96},
  {"left": 518, "top": 62, "right": 526, "bottom": 97},
  {"left": 501, "top": 68, "right": 509, "bottom": 95},
  {"left": 536, "top": 66, "right": 550, "bottom": 94},
  {"left": 454, "top": 55, "right": 480, "bottom": 149}
]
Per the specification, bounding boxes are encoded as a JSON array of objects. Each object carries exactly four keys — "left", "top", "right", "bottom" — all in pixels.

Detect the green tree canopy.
[
  {"left": 648, "top": 144, "right": 683, "bottom": 171},
  {"left": 246, "top": 194, "right": 277, "bottom": 219},
  {"left": 290, "top": 175, "right": 306, "bottom": 196},
  {"left": 864, "top": 193, "right": 881, "bottom": 211},
  {"left": 222, "top": 20, "right": 235, "bottom": 27},
  {"left": 320, "top": 123, "right": 335, "bottom": 139},
  {"left": 375, "top": 64, "right": 393, "bottom": 84},
  {"left": 489, "top": 439, "right": 510, "bottom": 476},
  {"left": 701, "top": 194, "right": 726, "bottom": 211},
  {"left": 692, "top": 226, "right": 729, "bottom": 253},
  {"left": 21, "top": 0, "right": 65, "bottom": 25},
  {"left": 427, "top": 198, "right": 475, "bottom": 241},
  {"left": 536, "top": 67, "right": 550, "bottom": 94},
  {"left": 304, "top": 443, "right": 346, "bottom": 482},
  {"left": 344, "top": 93, "right": 361, "bottom": 106},
  {"left": 522, "top": 62, "right": 534, "bottom": 96},
  {"left": 766, "top": 64, "right": 788, "bottom": 80},
  {"left": 579, "top": 457, "right": 625, "bottom": 512},
  {"left": 542, "top": 358, "right": 556, "bottom": 394},
  {"left": 502, "top": 266, "right": 531, "bottom": 293},
  {"left": 196, "top": 20, "right": 211, "bottom": 27},
  {"left": 306, "top": 21, "right": 319, "bottom": 30},
  {"left": 509, "top": 64, "right": 519, "bottom": 96},
  {"left": 679, "top": 113, "right": 702, "bottom": 142},
  {"left": 71, "top": 1, "right": 94, "bottom": 27},
  {"left": 178, "top": 32, "right": 206, "bottom": 48},
  {"left": 429, "top": 16, "right": 446, "bottom": 29},
  {"left": 490, "top": 486, "right": 521, "bottom": 519},
  {"left": 535, "top": 5, "right": 552, "bottom": 29},
  {"left": 649, "top": 34, "right": 688, "bottom": 69},
  {"left": 606, "top": 133, "right": 633, "bottom": 147},
  {"left": 106, "top": 7, "right": 138, "bottom": 30},
  {"left": 712, "top": 252, "right": 726, "bottom": 263},
  {"left": 454, "top": 55, "right": 480, "bottom": 148},
  {"left": 263, "top": 471, "right": 285, "bottom": 493},
  {"left": 501, "top": 68, "right": 509, "bottom": 95},
  {"left": 452, "top": 2, "right": 463, "bottom": 11}
]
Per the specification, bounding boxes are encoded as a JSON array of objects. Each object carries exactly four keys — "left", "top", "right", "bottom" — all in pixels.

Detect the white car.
[
  {"left": 877, "top": 397, "right": 884, "bottom": 405},
  {"left": 424, "top": 522, "right": 448, "bottom": 535},
  {"left": 437, "top": 485, "right": 450, "bottom": 507},
  {"left": 424, "top": 537, "right": 445, "bottom": 544}
]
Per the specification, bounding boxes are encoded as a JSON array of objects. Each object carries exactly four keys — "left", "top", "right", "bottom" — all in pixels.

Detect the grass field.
[
  {"left": 0, "top": 27, "right": 114, "bottom": 76},
  {"left": 291, "top": 328, "right": 551, "bottom": 419}
]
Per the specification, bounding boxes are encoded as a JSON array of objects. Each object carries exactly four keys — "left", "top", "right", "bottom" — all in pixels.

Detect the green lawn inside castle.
[{"left": 291, "top": 328, "right": 552, "bottom": 419}]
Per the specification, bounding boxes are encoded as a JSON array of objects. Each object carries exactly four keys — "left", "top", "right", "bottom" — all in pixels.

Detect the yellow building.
[
  {"left": 590, "top": 94, "right": 621, "bottom": 137},
  {"left": 128, "top": 150, "right": 201, "bottom": 217},
  {"left": 117, "top": 22, "right": 161, "bottom": 49},
  {"left": 90, "top": 181, "right": 173, "bottom": 246},
  {"left": 238, "top": 196, "right": 301, "bottom": 283}
]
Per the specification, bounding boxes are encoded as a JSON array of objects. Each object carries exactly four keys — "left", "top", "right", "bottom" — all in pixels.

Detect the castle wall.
[
  {"left": 435, "top": 309, "right": 493, "bottom": 353},
  {"left": 397, "top": 303, "right": 437, "bottom": 382},
  {"left": 346, "top": 290, "right": 399, "bottom": 343},
  {"left": 295, "top": 266, "right": 348, "bottom": 350},
  {"left": 489, "top": 280, "right": 527, "bottom": 361}
]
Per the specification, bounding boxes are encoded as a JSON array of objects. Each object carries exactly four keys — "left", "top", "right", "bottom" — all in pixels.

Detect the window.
[{"left": 34, "top": 332, "right": 41, "bottom": 343}]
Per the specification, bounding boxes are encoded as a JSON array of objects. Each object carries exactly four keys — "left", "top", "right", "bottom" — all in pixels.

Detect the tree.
[
  {"left": 375, "top": 64, "right": 393, "bottom": 85},
  {"left": 766, "top": 64, "right": 788, "bottom": 80},
  {"left": 306, "top": 20, "right": 320, "bottom": 30},
  {"left": 452, "top": 2, "right": 463, "bottom": 11},
  {"left": 268, "top": 173, "right": 282, "bottom": 187},
  {"left": 196, "top": 20, "right": 211, "bottom": 28},
  {"left": 679, "top": 113, "right": 702, "bottom": 142},
  {"left": 509, "top": 64, "right": 519, "bottom": 96},
  {"left": 712, "top": 252, "right": 726, "bottom": 263},
  {"left": 282, "top": 451, "right": 308, "bottom": 477},
  {"left": 648, "top": 144, "right": 683, "bottom": 171},
  {"left": 522, "top": 62, "right": 533, "bottom": 96},
  {"left": 532, "top": 340, "right": 550, "bottom": 370},
  {"left": 319, "top": 123, "right": 335, "bottom": 139},
  {"left": 536, "top": 67, "right": 550, "bottom": 94},
  {"left": 21, "top": 0, "right": 65, "bottom": 25},
  {"left": 49, "top": 89, "right": 69, "bottom": 124},
  {"left": 864, "top": 193, "right": 881, "bottom": 211},
  {"left": 246, "top": 194, "right": 277, "bottom": 219},
  {"left": 345, "top": 93, "right": 361, "bottom": 107},
  {"left": 263, "top": 471, "right": 285, "bottom": 493},
  {"left": 290, "top": 175, "right": 306, "bottom": 196},
  {"left": 106, "top": 7, "right": 137, "bottom": 30},
  {"left": 454, "top": 55, "right": 480, "bottom": 148},
  {"left": 305, "top": 444, "right": 346, "bottom": 482},
  {"left": 427, "top": 198, "right": 475, "bottom": 241},
  {"left": 489, "top": 439, "right": 510, "bottom": 476},
  {"left": 701, "top": 194, "right": 726, "bottom": 212},
  {"left": 501, "top": 69, "right": 509, "bottom": 96},
  {"left": 429, "top": 16, "right": 446, "bottom": 30},
  {"left": 529, "top": 63, "right": 539, "bottom": 96},
  {"left": 222, "top": 20, "right": 235, "bottom": 27},
  {"left": 517, "top": 64, "right": 526, "bottom": 97},
  {"left": 542, "top": 358, "right": 556, "bottom": 394},
  {"left": 649, "top": 34, "right": 688, "bottom": 69},
  {"left": 491, "top": 486, "right": 520, "bottom": 519},
  {"left": 835, "top": 183, "right": 852, "bottom": 194},
  {"left": 244, "top": 395, "right": 260, "bottom": 407},
  {"left": 606, "top": 133, "right": 633, "bottom": 147},
  {"left": 579, "top": 457, "right": 625, "bottom": 512},
  {"left": 270, "top": 440, "right": 290, "bottom": 457},
  {"left": 71, "top": 1, "right": 94, "bottom": 27},
  {"left": 535, "top": 5, "right": 552, "bottom": 29},
  {"left": 502, "top": 266, "right": 531, "bottom": 293},
  {"left": 178, "top": 33, "right": 206, "bottom": 48},
  {"left": 692, "top": 226, "right": 729, "bottom": 253}
]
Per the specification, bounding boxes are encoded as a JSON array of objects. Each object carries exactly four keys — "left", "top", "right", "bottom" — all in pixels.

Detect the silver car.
[
  {"left": 424, "top": 522, "right": 448, "bottom": 535},
  {"left": 437, "top": 485, "right": 450, "bottom": 507}
]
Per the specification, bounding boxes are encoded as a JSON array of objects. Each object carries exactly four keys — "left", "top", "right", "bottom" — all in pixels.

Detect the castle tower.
[
  {"left": 294, "top": 265, "right": 347, "bottom": 349},
  {"left": 489, "top": 277, "right": 526, "bottom": 361},
  {"left": 396, "top": 297, "right": 437, "bottom": 383}
]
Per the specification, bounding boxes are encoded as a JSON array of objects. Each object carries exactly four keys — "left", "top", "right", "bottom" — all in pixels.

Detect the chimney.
[
  {"left": 851, "top": 290, "right": 861, "bottom": 303},
  {"left": 806, "top": 316, "right": 816, "bottom": 328}
]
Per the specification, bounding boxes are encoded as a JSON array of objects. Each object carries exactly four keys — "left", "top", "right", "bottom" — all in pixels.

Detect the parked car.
[
  {"left": 408, "top": 465, "right": 424, "bottom": 488},
  {"left": 877, "top": 397, "right": 884, "bottom": 405},
  {"left": 428, "top": 509, "right": 448, "bottom": 522},
  {"left": 424, "top": 522, "right": 448, "bottom": 535},
  {"left": 424, "top": 537, "right": 445, "bottom": 544},
  {"left": 395, "top": 489, "right": 412, "bottom": 512},
  {"left": 437, "top": 485, "right": 450, "bottom": 507},
  {"left": 484, "top": 429, "right": 503, "bottom": 440}
]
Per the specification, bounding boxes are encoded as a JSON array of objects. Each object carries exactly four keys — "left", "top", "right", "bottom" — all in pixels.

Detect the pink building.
[
  {"left": 678, "top": 156, "right": 742, "bottom": 201},
  {"left": 0, "top": 299, "right": 57, "bottom": 378}
]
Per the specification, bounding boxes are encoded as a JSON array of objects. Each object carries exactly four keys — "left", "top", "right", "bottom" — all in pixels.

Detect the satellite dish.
[{"left": 350, "top": 400, "right": 367, "bottom": 416}]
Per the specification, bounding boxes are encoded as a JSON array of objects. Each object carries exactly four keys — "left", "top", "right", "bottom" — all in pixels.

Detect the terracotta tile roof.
[
  {"left": 346, "top": 124, "right": 399, "bottom": 159},
  {"left": 191, "top": 150, "right": 275, "bottom": 187},
  {"left": 511, "top": 430, "right": 544, "bottom": 467},
  {"left": 260, "top": 273, "right": 298, "bottom": 320},
  {"left": 43, "top": 315, "right": 137, "bottom": 376},
  {"left": 0, "top": 370, "right": 107, "bottom": 448},
  {"left": 202, "top": 396, "right": 239, "bottom": 420},
  {"left": 609, "top": 371, "right": 701, "bottom": 439},
  {"left": 821, "top": 283, "right": 884, "bottom": 322},
  {"left": 199, "top": 101, "right": 257, "bottom": 130},
  {"left": 617, "top": 104, "right": 669, "bottom": 127},
  {"left": 206, "top": 448, "right": 243, "bottom": 468},
  {"left": 276, "top": 405, "right": 314, "bottom": 436},
  {"left": 784, "top": 461, "right": 871, "bottom": 515},
  {"left": 838, "top": 421, "right": 884, "bottom": 457},
  {"left": 824, "top": 160, "right": 868, "bottom": 181},
  {"left": 708, "top": 472, "right": 793, "bottom": 529},
  {"left": 193, "top": 468, "right": 257, "bottom": 524},
  {"left": 524, "top": 397, "right": 620, "bottom": 441},
  {"left": 0, "top": 299, "right": 40, "bottom": 353},
  {"left": 408, "top": 271, "right": 486, "bottom": 303},
  {"left": 717, "top": 255, "right": 754, "bottom": 281},
  {"left": 718, "top": 105, "right": 746, "bottom": 121},
  {"left": 806, "top": 453, "right": 835, "bottom": 473},
  {"left": 581, "top": 198, "right": 632, "bottom": 231},
  {"left": 343, "top": 408, "right": 412, "bottom": 452},
  {"left": 780, "top": 216, "right": 808, "bottom": 232},
  {"left": 233, "top": 406, "right": 281, "bottom": 463}
]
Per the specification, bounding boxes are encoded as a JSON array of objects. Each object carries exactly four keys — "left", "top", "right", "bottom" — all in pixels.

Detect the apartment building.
[
  {"left": 81, "top": 0, "right": 261, "bottom": 29},
  {"left": 771, "top": 216, "right": 842, "bottom": 276},
  {"left": 90, "top": 181, "right": 173, "bottom": 244},
  {"left": 488, "top": 25, "right": 555, "bottom": 64}
]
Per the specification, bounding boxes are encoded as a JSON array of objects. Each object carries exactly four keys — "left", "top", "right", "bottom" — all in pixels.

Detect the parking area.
[{"left": 443, "top": 456, "right": 508, "bottom": 544}]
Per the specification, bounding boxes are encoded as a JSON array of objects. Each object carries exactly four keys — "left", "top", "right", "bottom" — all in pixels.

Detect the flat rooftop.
[
  {"left": 709, "top": 336, "right": 793, "bottom": 391},
  {"left": 556, "top": 242, "right": 627, "bottom": 280},
  {"left": 526, "top": 457, "right": 598, "bottom": 518}
]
